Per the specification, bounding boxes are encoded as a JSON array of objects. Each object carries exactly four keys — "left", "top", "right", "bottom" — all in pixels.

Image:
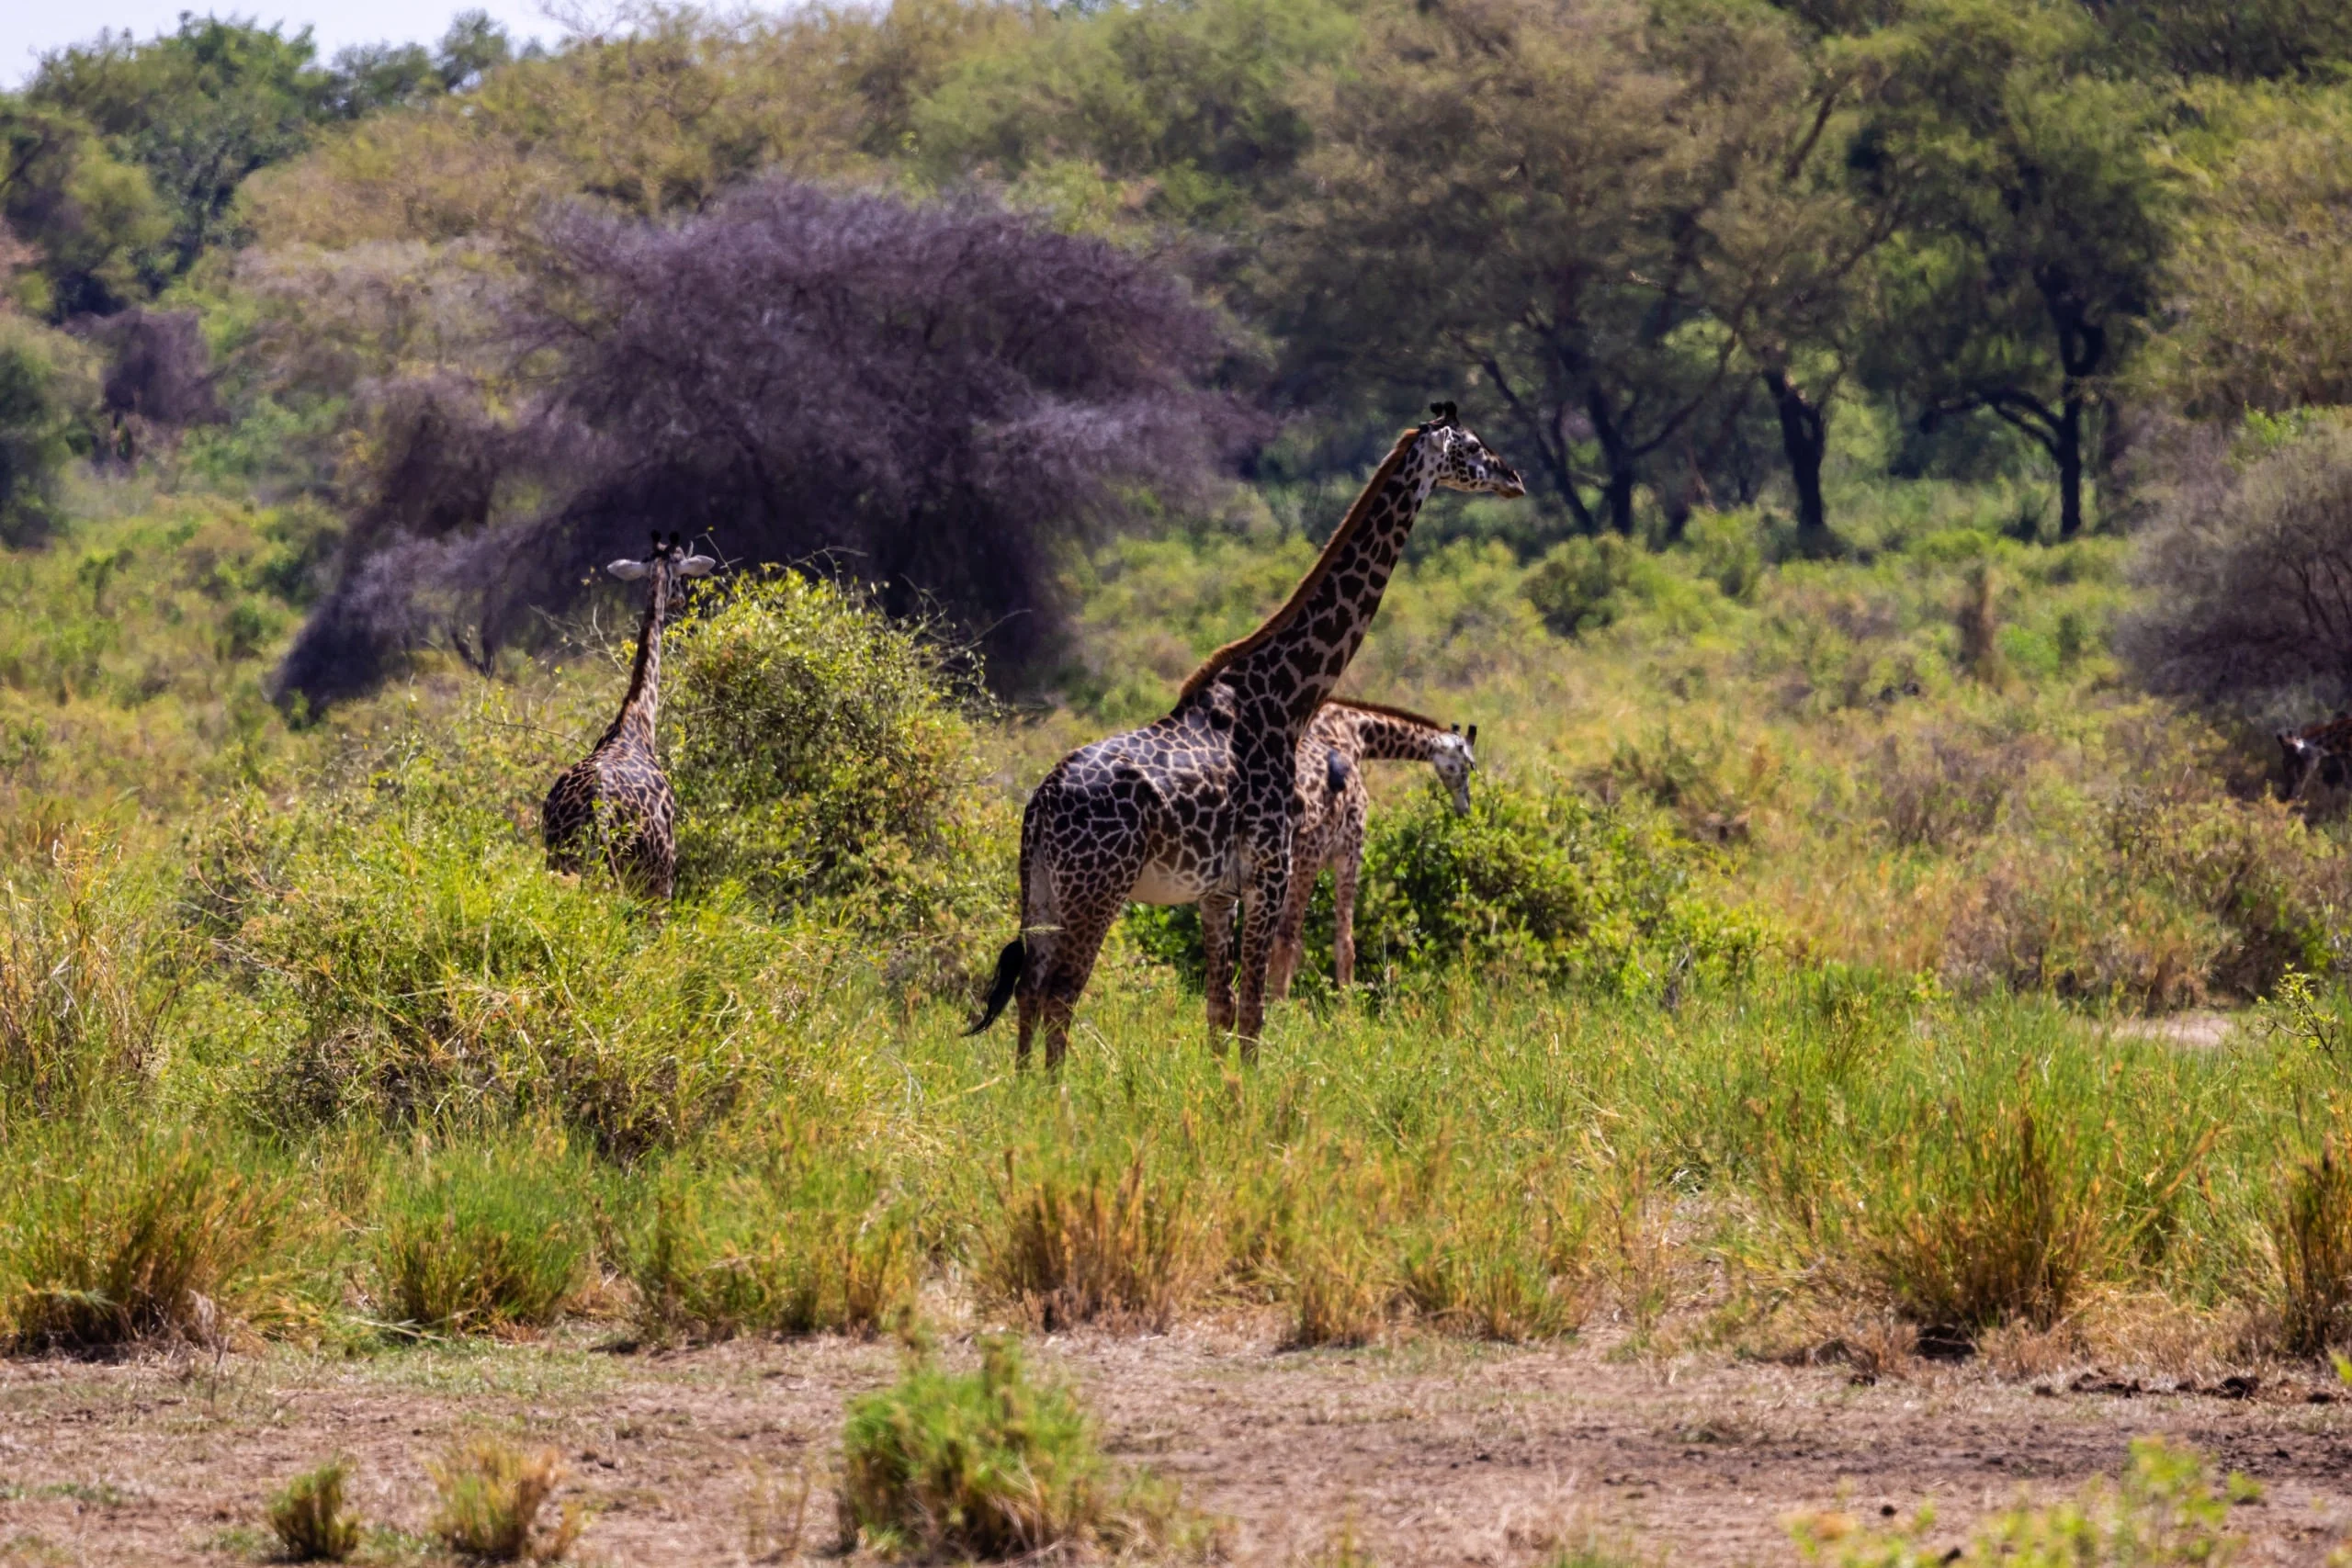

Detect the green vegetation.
[
  {"left": 426, "top": 1437, "right": 581, "bottom": 1562},
  {"left": 1794, "top": 1436, "right": 2253, "bottom": 1568},
  {"left": 840, "top": 1337, "right": 1190, "bottom": 1559},
  {"left": 266, "top": 1459, "right": 362, "bottom": 1562}
]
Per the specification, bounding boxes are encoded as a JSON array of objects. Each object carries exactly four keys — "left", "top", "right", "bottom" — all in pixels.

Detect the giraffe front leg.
[
  {"left": 1200, "top": 889, "right": 1238, "bottom": 1040},
  {"left": 1235, "top": 844, "right": 1290, "bottom": 1060}
]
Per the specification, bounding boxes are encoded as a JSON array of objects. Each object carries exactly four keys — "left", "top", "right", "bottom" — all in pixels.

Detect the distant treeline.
[{"left": 5, "top": 0, "right": 2352, "bottom": 699}]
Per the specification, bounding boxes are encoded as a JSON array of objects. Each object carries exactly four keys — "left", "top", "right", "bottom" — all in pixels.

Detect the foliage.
[
  {"left": 2120, "top": 418, "right": 2352, "bottom": 715},
  {"left": 0, "top": 1127, "right": 277, "bottom": 1352},
  {"left": 427, "top": 1437, "right": 582, "bottom": 1562},
  {"left": 665, "top": 570, "right": 997, "bottom": 935},
  {"left": 626, "top": 1152, "right": 914, "bottom": 1342},
  {"left": 979, "top": 1144, "right": 1220, "bottom": 1331},
  {"left": 0, "top": 101, "right": 167, "bottom": 317},
  {"left": 840, "top": 1337, "right": 1128, "bottom": 1560},
  {"left": 266, "top": 1459, "right": 362, "bottom": 1562},
  {"left": 0, "top": 316, "right": 97, "bottom": 546},
  {"left": 2270, "top": 1127, "right": 2352, "bottom": 1356},
  {"left": 1793, "top": 1437, "right": 2245, "bottom": 1568},
  {"left": 370, "top": 1144, "right": 591, "bottom": 1335}
]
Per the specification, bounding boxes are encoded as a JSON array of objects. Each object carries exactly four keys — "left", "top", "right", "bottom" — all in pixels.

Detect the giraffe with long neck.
[
  {"left": 1262, "top": 699, "right": 1476, "bottom": 999},
  {"left": 967, "top": 405, "right": 1523, "bottom": 1066},
  {"left": 541, "top": 531, "right": 715, "bottom": 898}
]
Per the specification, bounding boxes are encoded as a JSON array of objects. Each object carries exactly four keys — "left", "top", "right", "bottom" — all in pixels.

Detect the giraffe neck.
[
  {"left": 1340, "top": 710, "right": 1451, "bottom": 764},
  {"left": 602, "top": 563, "right": 669, "bottom": 751},
  {"left": 1207, "top": 433, "right": 1441, "bottom": 735}
]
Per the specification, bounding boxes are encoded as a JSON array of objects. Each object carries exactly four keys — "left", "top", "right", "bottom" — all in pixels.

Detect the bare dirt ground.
[{"left": 5, "top": 1321, "right": 2351, "bottom": 1567}]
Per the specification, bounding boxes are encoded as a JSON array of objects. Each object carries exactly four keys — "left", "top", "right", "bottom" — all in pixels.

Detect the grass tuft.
[
  {"left": 980, "top": 1146, "right": 1220, "bottom": 1332},
  {"left": 373, "top": 1147, "right": 589, "bottom": 1336},
  {"left": 2272, "top": 1134, "right": 2352, "bottom": 1356},
  {"left": 427, "top": 1437, "right": 582, "bottom": 1562},
  {"left": 840, "top": 1337, "right": 1116, "bottom": 1560},
  {"left": 266, "top": 1458, "right": 361, "bottom": 1562},
  {"left": 0, "top": 1131, "right": 274, "bottom": 1353}
]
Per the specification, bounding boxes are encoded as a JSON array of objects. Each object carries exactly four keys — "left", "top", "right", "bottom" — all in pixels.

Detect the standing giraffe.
[
  {"left": 967, "top": 404, "right": 1523, "bottom": 1066},
  {"left": 542, "top": 531, "right": 715, "bottom": 898},
  {"left": 1262, "top": 700, "right": 1476, "bottom": 999}
]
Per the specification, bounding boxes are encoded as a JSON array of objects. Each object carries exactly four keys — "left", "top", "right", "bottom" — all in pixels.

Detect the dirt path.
[{"left": 5, "top": 1326, "right": 2350, "bottom": 1565}]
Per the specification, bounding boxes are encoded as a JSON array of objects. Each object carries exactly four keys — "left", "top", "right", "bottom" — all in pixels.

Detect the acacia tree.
[
  {"left": 276, "top": 178, "right": 1243, "bottom": 705},
  {"left": 1849, "top": 0, "right": 2167, "bottom": 538},
  {"left": 1266, "top": 0, "right": 1830, "bottom": 536}
]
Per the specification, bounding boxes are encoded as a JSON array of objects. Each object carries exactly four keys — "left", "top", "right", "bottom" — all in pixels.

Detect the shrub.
[
  {"left": 0, "top": 1130, "right": 276, "bottom": 1352},
  {"left": 1848, "top": 1104, "right": 2107, "bottom": 1339},
  {"left": 2121, "top": 417, "right": 2352, "bottom": 716},
  {"left": 428, "top": 1437, "right": 582, "bottom": 1562},
  {"left": 839, "top": 1337, "right": 1112, "bottom": 1560},
  {"left": 1523, "top": 535, "right": 1638, "bottom": 637},
  {"left": 2271, "top": 1134, "right": 2352, "bottom": 1357},
  {"left": 665, "top": 570, "right": 1001, "bottom": 944},
  {"left": 0, "top": 834, "right": 178, "bottom": 1122},
  {"left": 1129, "top": 773, "right": 1764, "bottom": 998},
  {"left": 979, "top": 1145, "right": 1221, "bottom": 1332},
  {"left": 1792, "top": 1436, "right": 2247, "bottom": 1568},
  {"left": 266, "top": 1459, "right": 361, "bottom": 1562},
  {"left": 627, "top": 1157, "right": 914, "bottom": 1343},
  {"left": 0, "top": 316, "right": 96, "bottom": 547},
  {"left": 372, "top": 1147, "right": 590, "bottom": 1335}
]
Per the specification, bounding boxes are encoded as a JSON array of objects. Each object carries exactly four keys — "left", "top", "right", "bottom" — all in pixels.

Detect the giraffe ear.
[
  {"left": 1466, "top": 724, "right": 1478, "bottom": 749},
  {"left": 677, "top": 554, "right": 718, "bottom": 578},
  {"left": 607, "top": 558, "right": 649, "bottom": 581}
]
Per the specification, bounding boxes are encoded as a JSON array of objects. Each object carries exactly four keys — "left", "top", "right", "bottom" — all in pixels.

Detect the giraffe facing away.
[
  {"left": 542, "top": 532, "right": 716, "bottom": 898},
  {"left": 967, "top": 404, "right": 1524, "bottom": 1067},
  {"left": 1261, "top": 700, "right": 1476, "bottom": 1000}
]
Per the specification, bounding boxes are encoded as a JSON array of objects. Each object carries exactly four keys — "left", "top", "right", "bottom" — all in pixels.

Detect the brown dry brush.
[
  {"left": 981, "top": 1145, "right": 1222, "bottom": 1332},
  {"left": 277, "top": 178, "right": 1250, "bottom": 706}
]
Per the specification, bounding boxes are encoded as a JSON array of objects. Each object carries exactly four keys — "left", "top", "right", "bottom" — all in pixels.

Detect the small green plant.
[
  {"left": 840, "top": 1337, "right": 1145, "bottom": 1559},
  {"left": 1792, "top": 1436, "right": 2245, "bottom": 1567},
  {"left": 266, "top": 1459, "right": 361, "bottom": 1562},
  {"left": 1523, "top": 535, "right": 1638, "bottom": 638},
  {"left": 372, "top": 1148, "right": 589, "bottom": 1336},
  {"left": 427, "top": 1437, "right": 582, "bottom": 1562}
]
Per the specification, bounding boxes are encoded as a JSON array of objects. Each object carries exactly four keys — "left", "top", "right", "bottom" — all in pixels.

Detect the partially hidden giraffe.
[
  {"left": 542, "top": 531, "right": 716, "bottom": 898},
  {"left": 967, "top": 404, "right": 1523, "bottom": 1067},
  {"left": 2279, "top": 712, "right": 2352, "bottom": 801},
  {"left": 1261, "top": 699, "right": 1476, "bottom": 1000}
]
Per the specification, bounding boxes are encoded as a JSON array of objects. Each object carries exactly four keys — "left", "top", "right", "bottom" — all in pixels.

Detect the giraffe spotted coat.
[
  {"left": 968, "top": 408, "right": 1523, "bottom": 1067},
  {"left": 542, "top": 534, "right": 712, "bottom": 898}
]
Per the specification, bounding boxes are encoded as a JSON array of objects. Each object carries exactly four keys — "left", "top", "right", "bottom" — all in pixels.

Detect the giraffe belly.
[{"left": 1129, "top": 860, "right": 1221, "bottom": 907}]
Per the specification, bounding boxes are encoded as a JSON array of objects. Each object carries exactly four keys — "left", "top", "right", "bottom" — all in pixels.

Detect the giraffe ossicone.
[
  {"left": 968, "top": 405, "right": 1524, "bottom": 1068},
  {"left": 541, "top": 530, "right": 714, "bottom": 899}
]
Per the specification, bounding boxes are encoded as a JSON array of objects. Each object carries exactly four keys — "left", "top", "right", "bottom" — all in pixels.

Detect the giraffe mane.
[
  {"left": 1177, "top": 425, "right": 1426, "bottom": 703},
  {"left": 1319, "top": 696, "right": 1452, "bottom": 733}
]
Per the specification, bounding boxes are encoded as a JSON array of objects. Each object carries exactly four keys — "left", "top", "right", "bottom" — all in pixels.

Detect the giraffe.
[
  {"left": 1261, "top": 700, "right": 1476, "bottom": 999},
  {"left": 2279, "top": 712, "right": 2352, "bottom": 802},
  {"left": 967, "top": 404, "right": 1523, "bottom": 1067},
  {"left": 541, "top": 531, "right": 715, "bottom": 898}
]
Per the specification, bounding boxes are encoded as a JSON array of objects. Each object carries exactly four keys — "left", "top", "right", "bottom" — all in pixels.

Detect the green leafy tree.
[
  {"left": 1849, "top": 0, "right": 2168, "bottom": 538},
  {"left": 0, "top": 101, "right": 168, "bottom": 317},
  {"left": 28, "top": 17, "right": 339, "bottom": 281},
  {"left": 1267, "top": 0, "right": 1828, "bottom": 537}
]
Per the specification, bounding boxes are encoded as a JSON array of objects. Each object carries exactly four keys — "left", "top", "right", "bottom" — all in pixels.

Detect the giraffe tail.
[{"left": 965, "top": 938, "right": 1025, "bottom": 1035}]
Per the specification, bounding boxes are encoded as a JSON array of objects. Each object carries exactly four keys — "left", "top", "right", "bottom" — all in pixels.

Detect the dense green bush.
[
  {"left": 666, "top": 570, "right": 1006, "bottom": 958},
  {"left": 371, "top": 1144, "right": 592, "bottom": 1335},
  {"left": 1129, "top": 772, "right": 1765, "bottom": 999},
  {"left": 0, "top": 317, "right": 97, "bottom": 547}
]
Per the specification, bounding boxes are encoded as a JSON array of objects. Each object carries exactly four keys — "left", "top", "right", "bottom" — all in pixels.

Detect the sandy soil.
[{"left": 4, "top": 1324, "right": 2350, "bottom": 1566}]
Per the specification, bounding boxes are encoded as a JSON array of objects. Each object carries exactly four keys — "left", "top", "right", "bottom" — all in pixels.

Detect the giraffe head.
[
  {"left": 1431, "top": 722, "right": 1478, "bottom": 816},
  {"left": 1422, "top": 403, "right": 1525, "bottom": 499},
  {"left": 607, "top": 532, "right": 717, "bottom": 588}
]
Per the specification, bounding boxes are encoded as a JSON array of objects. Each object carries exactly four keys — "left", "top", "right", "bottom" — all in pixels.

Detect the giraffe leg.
[
  {"left": 1234, "top": 840, "right": 1290, "bottom": 1060},
  {"left": 1034, "top": 904, "right": 1116, "bottom": 1072},
  {"left": 1267, "top": 864, "right": 1316, "bottom": 1001},
  {"left": 1200, "top": 889, "right": 1238, "bottom": 1037},
  {"left": 1332, "top": 852, "right": 1361, "bottom": 991}
]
